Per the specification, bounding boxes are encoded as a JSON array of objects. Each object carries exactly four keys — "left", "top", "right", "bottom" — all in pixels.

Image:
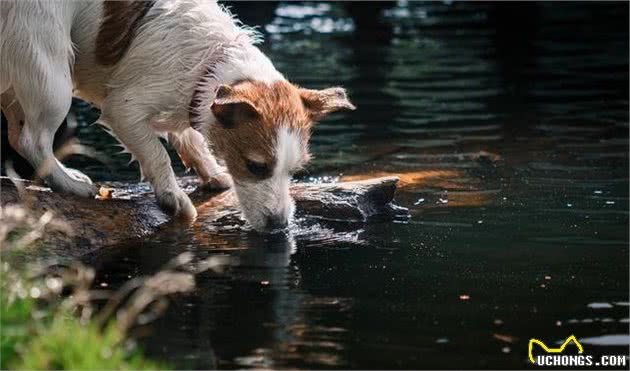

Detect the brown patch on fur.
[
  {"left": 96, "top": 1, "right": 155, "bottom": 66},
  {"left": 300, "top": 87, "right": 356, "bottom": 120},
  {"left": 208, "top": 80, "right": 312, "bottom": 182}
]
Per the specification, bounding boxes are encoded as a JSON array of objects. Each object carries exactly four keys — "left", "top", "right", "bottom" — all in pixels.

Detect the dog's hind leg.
[
  {"left": 2, "top": 95, "right": 92, "bottom": 186},
  {"left": 11, "top": 62, "right": 97, "bottom": 198},
  {"left": 168, "top": 128, "right": 231, "bottom": 191}
]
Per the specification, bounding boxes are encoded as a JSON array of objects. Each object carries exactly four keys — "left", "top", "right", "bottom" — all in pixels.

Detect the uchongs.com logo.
[{"left": 528, "top": 335, "right": 627, "bottom": 367}]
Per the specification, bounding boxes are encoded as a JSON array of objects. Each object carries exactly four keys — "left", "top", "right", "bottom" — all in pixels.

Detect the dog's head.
[{"left": 204, "top": 79, "right": 355, "bottom": 232}]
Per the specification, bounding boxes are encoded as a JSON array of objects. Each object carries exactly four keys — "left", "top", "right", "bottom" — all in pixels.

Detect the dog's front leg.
[
  {"left": 168, "top": 128, "right": 232, "bottom": 191},
  {"left": 102, "top": 103, "right": 197, "bottom": 220}
]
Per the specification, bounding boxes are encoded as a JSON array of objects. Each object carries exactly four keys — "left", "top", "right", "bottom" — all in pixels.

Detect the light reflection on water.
[{"left": 50, "top": 1, "right": 630, "bottom": 369}]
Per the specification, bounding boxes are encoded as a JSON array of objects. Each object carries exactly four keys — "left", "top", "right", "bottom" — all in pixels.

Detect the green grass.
[
  {"left": 1, "top": 282, "right": 35, "bottom": 368},
  {"left": 1, "top": 205, "right": 172, "bottom": 370},
  {"left": 0, "top": 270, "right": 165, "bottom": 370}
]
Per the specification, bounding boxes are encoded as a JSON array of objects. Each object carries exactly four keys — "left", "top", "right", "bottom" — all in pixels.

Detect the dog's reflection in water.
[
  {"left": 239, "top": 232, "right": 296, "bottom": 267},
  {"left": 85, "top": 216, "right": 361, "bottom": 368}
]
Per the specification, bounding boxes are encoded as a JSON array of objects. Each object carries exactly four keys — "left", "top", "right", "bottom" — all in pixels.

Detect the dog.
[{"left": 0, "top": 0, "right": 355, "bottom": 232}]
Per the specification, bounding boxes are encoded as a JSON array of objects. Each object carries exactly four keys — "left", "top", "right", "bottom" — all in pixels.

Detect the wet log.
[{"left": 0, "top": 176, "right": 403, "bottom": 253}]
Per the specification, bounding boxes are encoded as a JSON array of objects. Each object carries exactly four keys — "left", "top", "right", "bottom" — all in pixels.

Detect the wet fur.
[{"left": 96, "top": 1, "right": 156, "bottom": 66}]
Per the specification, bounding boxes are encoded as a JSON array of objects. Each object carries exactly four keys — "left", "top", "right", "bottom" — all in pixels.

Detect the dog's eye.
[{"left": 245, "top": 160, "right": 272, "bottom": 178}]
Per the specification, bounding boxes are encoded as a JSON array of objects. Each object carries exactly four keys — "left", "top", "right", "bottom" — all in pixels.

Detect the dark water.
[{"left": 27, "top": 1, "right": 630, "bottom": 369}]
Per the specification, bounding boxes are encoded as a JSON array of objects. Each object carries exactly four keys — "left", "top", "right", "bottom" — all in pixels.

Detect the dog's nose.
[{"left": 265, "top": 214, "right": 288, "bottom": 231}]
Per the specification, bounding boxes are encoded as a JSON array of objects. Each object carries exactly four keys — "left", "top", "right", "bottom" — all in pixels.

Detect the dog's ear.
[
  {"left": 300, "top": 87, "right": 356, "bottom": 121},
  {"left": 211, "top": 85, "right": 260, "bottom": 128}
]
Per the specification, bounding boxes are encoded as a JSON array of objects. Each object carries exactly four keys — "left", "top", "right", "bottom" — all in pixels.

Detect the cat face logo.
[{"left": 528, "top": 335, "right": 584, "bottom": 364}]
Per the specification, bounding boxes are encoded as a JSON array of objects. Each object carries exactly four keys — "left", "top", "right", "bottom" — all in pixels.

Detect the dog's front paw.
[
  {"left": 201, "top": 172, "right": 232, "bottom": 191},
  {"left": 157, "top": 190, "right": 197, "bottom": 220}
]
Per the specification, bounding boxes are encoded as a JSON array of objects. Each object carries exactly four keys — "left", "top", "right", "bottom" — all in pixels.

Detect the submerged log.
[{"left": 0, "top": 176, "right": 404, "bottom": 252}]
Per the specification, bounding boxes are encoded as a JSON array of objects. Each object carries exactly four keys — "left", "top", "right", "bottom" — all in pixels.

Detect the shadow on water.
[{"left": 2, "top": 1, "right": 629, "bottom": 369}]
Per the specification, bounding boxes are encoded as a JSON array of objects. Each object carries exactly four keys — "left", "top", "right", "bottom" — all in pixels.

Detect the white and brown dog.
[{"left": 0, "top": 0, "right": 354, "bottom": 231}]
